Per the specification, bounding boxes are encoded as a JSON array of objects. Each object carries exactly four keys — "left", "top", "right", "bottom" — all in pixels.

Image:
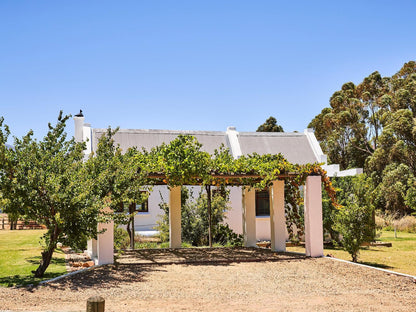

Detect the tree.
[
  {"left": 310, "top": 61, "right": 416, "bottom": 216},
  {"left": 374, "top": 163, "right": 416, "bottom": 216},
  {"left": 257, "top": 116, "right": 284, "bottom": 132},
  {"left": 332, "top": 174, "right": 375, "bottom": 262},
  {"left": 0, "top": 112, "right": 102, "bottom": 277},
  {"left": 84, "top": 128, "right": 149, "bottom": 250},
  {"left": 333, "top": 201, "right": 374, "bottom": 262}
]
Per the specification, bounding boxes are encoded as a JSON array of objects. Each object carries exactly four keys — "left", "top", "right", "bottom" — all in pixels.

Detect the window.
[
  {"left": 115, "top": 192, "right": 149, "bottom": 213},
  {"left": 255, "top": 189, "right": 270, "bottom": 216},
  {"left": 135, "top": 199, "right": 148, "bottom": 213}
]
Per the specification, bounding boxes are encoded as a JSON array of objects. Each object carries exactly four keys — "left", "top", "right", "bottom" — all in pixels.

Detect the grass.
[
  {"left": 0, "top": 230, "right": 67, "bottom": 287},
  {"left": 287, "top": 230, "right": 416, "bottom": 276}
]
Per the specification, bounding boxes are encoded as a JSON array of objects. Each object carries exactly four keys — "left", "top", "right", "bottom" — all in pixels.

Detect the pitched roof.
[
  {"left": 238, "top": 132, "right": 317, "bottom": 165},
  {"left": 92, "top": 129, "right": 228, "bottom": 154},
  {"left": 91, "top": 128, "right": 321, "bottom": 165}
]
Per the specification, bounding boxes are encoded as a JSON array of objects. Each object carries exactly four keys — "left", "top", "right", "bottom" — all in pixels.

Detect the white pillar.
[
  {"left": 96, "top": 219, "right": 114, "bottom": 265},
  {"left": 270, "top": 180, "right": 286, "bottom": 252},
  {"left": 304, "top": 176, "right": 324, "bottom": 257},
  {"left": 242, "top": 187, "right": 256, "bottom": 247},
  {"left": 87, "top": 238, "right": 97, "bottom": 258},
  {"left": 169, "top": 186, "right": 182, "bottom": 248}
]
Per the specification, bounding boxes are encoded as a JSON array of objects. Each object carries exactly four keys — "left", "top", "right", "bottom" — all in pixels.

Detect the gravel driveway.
[{"left": 0, "top": 248, "right": 415, "bottom": 311}]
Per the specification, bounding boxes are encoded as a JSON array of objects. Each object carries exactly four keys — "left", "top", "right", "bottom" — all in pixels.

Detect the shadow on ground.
[
  {"left": 118, "top": 247, "right": 307, "bottom": 265},
  {"left": 42, "top": 247, "right": 307, "bottom": 291},
  {"left": 360, "top": 261, "right": 393, "bottom": 270}
]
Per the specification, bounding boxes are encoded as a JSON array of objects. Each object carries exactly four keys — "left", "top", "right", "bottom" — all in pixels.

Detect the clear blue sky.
[{"left": 1, "top": 1, "right": 415, "bottom": 142}]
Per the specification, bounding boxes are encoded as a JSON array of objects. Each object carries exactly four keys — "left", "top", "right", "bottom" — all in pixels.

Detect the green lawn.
[
  {"left": 0, "top": 230, "right": 67, "bottom": 287},
  {"left": 287, "top": 230, "right": 416, "bottom": 276}
]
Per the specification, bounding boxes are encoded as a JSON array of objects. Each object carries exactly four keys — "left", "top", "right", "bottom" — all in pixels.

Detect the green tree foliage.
[
  {"left": 0, "top": 113, "right": 99, "bottom": 277},
  {"left": 332, "top": 174, "right": 375, "bottom": 262},
  {"left": 84, "top": 127, "right": 150, "bottom": 248},
  {"left": 310, "top": 61, "right": 416, "bottom": 216},
  {"left": 323, "top": 175, "right": 375, "bottom": 242},
  {"left": 374, "top": 163, "right": 416, "bottom": 216},
  {"left": 257, "top": 116, "right": 284, "bottom": 132},
  {"left": 0, "top": 113, "right": 148, "bottom": 277},
  {"left": 334, "top": 201, "right": 375, "bottom": 262}
]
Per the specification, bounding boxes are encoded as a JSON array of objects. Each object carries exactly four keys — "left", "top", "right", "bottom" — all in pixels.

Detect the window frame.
[{"left": 255, "top": 189, "right": 270, "bottom": 217}]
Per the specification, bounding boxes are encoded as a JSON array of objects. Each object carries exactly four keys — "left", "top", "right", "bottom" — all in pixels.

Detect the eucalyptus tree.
[{"left": 310, "top": 61, "right": 416, "bottom": 216}]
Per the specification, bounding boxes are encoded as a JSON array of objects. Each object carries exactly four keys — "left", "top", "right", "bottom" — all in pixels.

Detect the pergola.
[{"left": 87, "top": 173, "right": 324, "bottom": 265}]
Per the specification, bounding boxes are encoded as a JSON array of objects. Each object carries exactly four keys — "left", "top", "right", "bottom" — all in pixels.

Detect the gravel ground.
[{"left": 0, "top": 248, "right": 415, "bottom": 312}]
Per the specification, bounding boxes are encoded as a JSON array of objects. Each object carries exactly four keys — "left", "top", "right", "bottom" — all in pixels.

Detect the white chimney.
[{"left": 74, "top": 110, "right": 84, "bottom": 143}]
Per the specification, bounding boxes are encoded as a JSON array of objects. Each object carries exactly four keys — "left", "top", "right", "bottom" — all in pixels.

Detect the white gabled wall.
[
  {"left": 225, "top": 187, "right": 243, "bottom": 234},
  {"left": 304, "top": 128, "right": 327, "bottom": 164},
  {"left": 83, "top": 123, "right": 92, "bottom": 156},
  {"left": 305, "top": 128, "right": 363, "bottom": 178},
  {"left": 226, "top": 126, "right": 242, "bottom": 159}
]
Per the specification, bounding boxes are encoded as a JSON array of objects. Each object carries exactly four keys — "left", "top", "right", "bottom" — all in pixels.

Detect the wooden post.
[{"left": 86, "top": 296, "right": 105, "bottom": 312}]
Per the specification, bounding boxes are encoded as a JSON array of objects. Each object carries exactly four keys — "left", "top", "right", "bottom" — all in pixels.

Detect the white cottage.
[{"left": 74, "top": 114, "right": 361, "bottom": 265}]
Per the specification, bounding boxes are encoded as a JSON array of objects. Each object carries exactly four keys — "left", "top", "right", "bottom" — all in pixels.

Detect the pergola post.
[
  {"left": 169, "top": 186, "right": 182, "bottom": 248},
  {"left": 242, "top": 187, "right": 256, "bottom": 247},
  {"left": 96, "top": 207, "right": 114, "bottom": 265},
  {"left": 304, "top": 175, "right": 324, "bottom": 257},
  {"left": 270, "top": 180, "right": 286, "bottom": 252}
]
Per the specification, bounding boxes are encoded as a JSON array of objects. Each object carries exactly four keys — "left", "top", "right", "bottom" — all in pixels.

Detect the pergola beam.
[{"left": 146, "top": 172, "right": 299, "bottom": 185}]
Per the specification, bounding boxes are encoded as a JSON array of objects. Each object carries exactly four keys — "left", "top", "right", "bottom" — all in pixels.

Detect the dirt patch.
[{"left": 0, "top": 248, "right": 415, "bottom": 311}]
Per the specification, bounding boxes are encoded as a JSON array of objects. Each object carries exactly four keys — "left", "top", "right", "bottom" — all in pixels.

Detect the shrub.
[
  {"left": 334, "top": 201, "right": 375, "bottom": 262},
  {"left": 114, "top": 227, "right": 130, "bottom": 251},
  {"left": 394, "top": 215, "right": 416, "bottom": 233},
  {"left": 213, "top": 224, "right": 244, "bottom": 247}
]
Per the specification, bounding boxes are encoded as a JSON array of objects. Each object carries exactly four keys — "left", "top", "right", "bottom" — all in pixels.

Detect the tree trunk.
[
  {"left": 206, "top": 185, "right": 212, "bottom": 248},
  {"left": 33, "top": 224, "right": 60, "bottom": 277},
  {"left": 128, "top": 203, "right": 135, "bottom": 249},
  {"left": 33, "top": 245, "right": 55, "bottom": 277},
  {"left": 130, "top": 215, "right": 135, "bottom": 250},
  {"left": 126, "top": 220, "right": 131, "bottom": 243}
]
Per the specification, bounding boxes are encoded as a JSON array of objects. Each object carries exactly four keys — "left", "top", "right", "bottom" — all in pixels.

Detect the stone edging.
[
  {"left": 38, "top": 265, "right": 101, "bottom": 285},
  {"left": 325, "top": 256, "right": 416, "bottom": 280}
]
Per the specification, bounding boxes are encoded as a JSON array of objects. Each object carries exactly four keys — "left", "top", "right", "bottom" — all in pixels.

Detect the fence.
[{"left": 0, "top": 214, "right": 45, "bottom": 230}]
